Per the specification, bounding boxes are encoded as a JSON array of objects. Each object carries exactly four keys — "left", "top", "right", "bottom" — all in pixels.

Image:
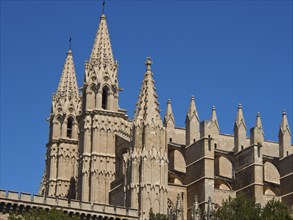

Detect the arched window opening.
[
  {"left": 67, "top": 117, "right": 73, "bottom": 138},
  {"left": 102, "top": 87, "right": 109, "bottom": 110}
]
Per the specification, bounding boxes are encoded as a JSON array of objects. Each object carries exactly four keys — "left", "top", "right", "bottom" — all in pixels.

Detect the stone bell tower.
[
  {"left": 125, "top": 58, "right": 168, "bottom": 219},
  {"left": 45, "top": 48, "right": 81, "bottom": 199},
  {"left": 78, "top": 11, "right": 128, "bottom": 204}
]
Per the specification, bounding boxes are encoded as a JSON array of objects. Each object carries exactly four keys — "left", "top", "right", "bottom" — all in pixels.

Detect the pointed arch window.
[
  {"left": 102, "top": 86, "right": 109, "bottom": 110},
  {"left": 67, "top": 117, "right": 74, "bottom": 138}
]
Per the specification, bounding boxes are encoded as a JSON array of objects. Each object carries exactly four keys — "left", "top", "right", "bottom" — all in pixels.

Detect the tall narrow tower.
[
  {"left": 78, "top": 11, "right": 129, "bottom": 204},
  {"left": 125, "top": 58, "right": 168, "bottom": 219},
  {"left": 45, "top": 48, "right": 80, "bottom": 198}
]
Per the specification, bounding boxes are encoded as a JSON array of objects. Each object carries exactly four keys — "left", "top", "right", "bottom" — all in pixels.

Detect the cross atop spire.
[
  {"left": 69, "top": 36, "right": 72, "bottom": 50},
  {"left": 102, "top": 0, "right": 106, "bottom": 15}
]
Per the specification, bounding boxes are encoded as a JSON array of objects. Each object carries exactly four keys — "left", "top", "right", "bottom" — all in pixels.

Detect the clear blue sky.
[{"left": 1, "top": 1, "right": 292, "bottom": 194}]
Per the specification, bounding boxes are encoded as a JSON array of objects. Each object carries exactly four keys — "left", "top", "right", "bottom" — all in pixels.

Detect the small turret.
[
  {"left": 250, "top": 112, "right": 264, "bottom": 145},
  {"left": 279, "top": 111, "right": 292, "bottom": 158},
  {"left": 164, "top": 99, "right": 175, "bottom": 128},
  {"left": 234, "top": 104, "right": 247, "bottom": 152},
  {"left": 185, "top": 96, "right": 200, "bottom": 145}
]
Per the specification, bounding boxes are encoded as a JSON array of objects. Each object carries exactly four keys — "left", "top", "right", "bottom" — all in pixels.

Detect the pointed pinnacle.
[
  {"left": 166, "top": 99, "right": 174, "bottom": 117},
  {"left": 281, "top": 110, "right": 289, "bottom": 131},
  {"left": 235, "top": 103, "right": 246, "bottom": 128},
  {"left": 188, "top": 95, "right": 197, "bottom": 115},
  {"left": 255, "top": 112, "right": 262, "bottom": 128}
]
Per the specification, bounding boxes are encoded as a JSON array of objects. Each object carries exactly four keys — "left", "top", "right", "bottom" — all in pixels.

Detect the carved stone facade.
[{"left": 1, "top": 7, "right": 292, "bottom": 220}]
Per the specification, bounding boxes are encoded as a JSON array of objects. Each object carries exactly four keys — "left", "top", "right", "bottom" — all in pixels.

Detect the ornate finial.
[
  {"left": 282, "top": 110, "right": 286, "bottom": 116},
  {"left": 168, "top": 99, "right": 171, "bottom": 104},
  {"left": 102, "top": 0, "right": 106, "bottom": 15},
  {"left": 145, "top": 57, "right": 152, "bottom": 71},
  {"left": 257, "top": 112, "right": 260, "bottom": 117},
  {"left": 212, "top": 105, "right": 216, "bottom": 111},
  {"left": 238, "top": 103, "right": 242, "bottom": 109},
  {"left": 191, "top": 95, "right": 194, "bottom": 100}
]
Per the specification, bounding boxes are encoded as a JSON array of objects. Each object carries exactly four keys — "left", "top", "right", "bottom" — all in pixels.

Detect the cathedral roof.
[{"left": 134, "top": 57, "right": 163, "bottom": 127}]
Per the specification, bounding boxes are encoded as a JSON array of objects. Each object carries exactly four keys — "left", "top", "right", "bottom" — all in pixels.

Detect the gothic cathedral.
[{"left": 39, "top": 9, "right": 293, "bottom": 220}]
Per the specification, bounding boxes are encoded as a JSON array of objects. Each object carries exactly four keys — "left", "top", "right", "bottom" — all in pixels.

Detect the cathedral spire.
[
  {"left": 84, "top": 8, "right": 119, "bottom": 111},
  {"left": 134, "top": 57, "right": 162, "bottom": 127},
  {"left": 89, "top": 10, "right": 115, "bottom": 69},
  {"left": 164, "top": 99, "right": 175, "bottom": 127},
  {"left": 55, "top": 49, "right": 79, "bottom": 103}
]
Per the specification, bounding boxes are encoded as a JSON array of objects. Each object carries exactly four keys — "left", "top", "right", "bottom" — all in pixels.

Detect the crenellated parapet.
[{"left": 0, "top": 190, "right": 138, "bottom": 220}]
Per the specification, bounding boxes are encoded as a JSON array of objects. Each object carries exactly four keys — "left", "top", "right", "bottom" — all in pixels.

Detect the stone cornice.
[{"left": 46, "top": 138, "right": 79, "bottom": 146}]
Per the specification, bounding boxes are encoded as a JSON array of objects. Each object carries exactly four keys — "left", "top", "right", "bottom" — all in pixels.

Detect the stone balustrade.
[{"left": 0, "top": 190, "right": 138, "bottom": 220}]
